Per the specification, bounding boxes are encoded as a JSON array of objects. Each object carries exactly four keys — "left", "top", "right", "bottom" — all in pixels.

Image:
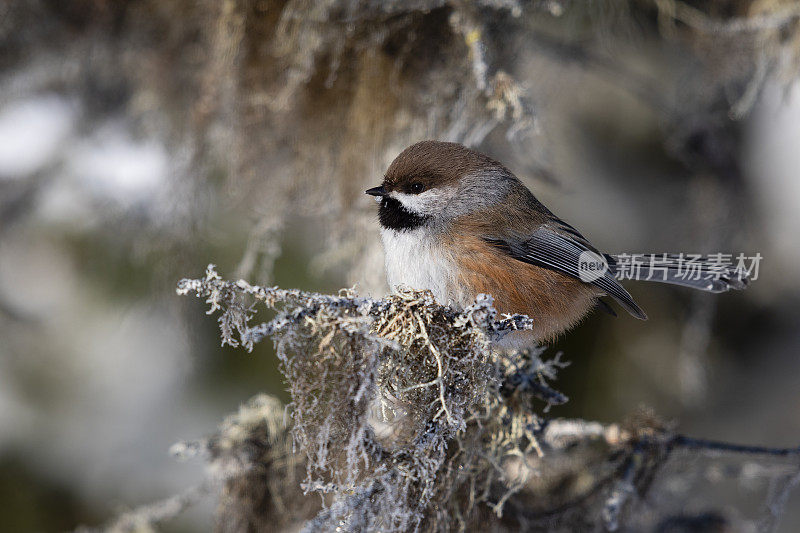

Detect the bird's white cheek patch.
[
  {"left": 391, "top": 190, "right": 450, "bottom": 215},
  {"left": 390, "top": 192, "right": 428, "bottom": 214}
]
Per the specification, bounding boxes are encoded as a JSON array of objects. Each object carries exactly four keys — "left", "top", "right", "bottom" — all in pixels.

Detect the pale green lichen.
[
  {"left": 176, "top": 265, "right": 569, "bottom": 531},
  {"left": 175, "top": 265, "right": 800, "bottom": 533}
]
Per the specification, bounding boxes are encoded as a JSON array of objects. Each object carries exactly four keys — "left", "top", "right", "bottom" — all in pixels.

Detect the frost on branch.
[
  {"left": 177, "top": 264, "right": 550, "bottom": 530},
  {"left": 174, "top": 266, "right": 800, "bottom": 532}
]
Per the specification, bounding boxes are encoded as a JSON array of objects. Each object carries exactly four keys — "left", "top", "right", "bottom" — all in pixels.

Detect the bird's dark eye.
[{"left": 409, "top": 182, "right": 424, "bottom": 194}]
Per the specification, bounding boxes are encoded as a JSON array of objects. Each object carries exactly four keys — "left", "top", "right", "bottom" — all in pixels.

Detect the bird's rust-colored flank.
[{"left": 448, "top": 229, "right": 599, "bottom": 342}]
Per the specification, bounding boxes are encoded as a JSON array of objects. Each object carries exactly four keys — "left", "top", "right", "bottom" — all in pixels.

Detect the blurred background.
[{"left": 1, "top": 0, "right": 800, "bottom": 531}]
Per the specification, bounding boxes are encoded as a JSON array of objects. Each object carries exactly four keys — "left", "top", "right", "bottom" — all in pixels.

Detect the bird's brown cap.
[{"left": 382, "top": 140, "right": 508, "bottom": 194}]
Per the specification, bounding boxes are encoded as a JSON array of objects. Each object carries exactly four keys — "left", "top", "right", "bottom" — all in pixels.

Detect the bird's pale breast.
[{"left": 380, "top": 227, "right": 471, "bottom": 307}]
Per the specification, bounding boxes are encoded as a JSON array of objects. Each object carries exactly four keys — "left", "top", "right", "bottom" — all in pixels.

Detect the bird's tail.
[{"left": 605, "top": 253, "right": 749, "bottom": 293}]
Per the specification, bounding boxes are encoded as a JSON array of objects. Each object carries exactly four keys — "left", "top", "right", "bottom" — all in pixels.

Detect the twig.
[
  {"left": 76, "top": 483, "right": 211, "bottom": 533},
  {"left": 603, "top": 448, "right": 640, "bottom": 531},
  {"left": 671, "top": 435, "right": 800, "bottom": 457},
  {"left": 663, "top": 0, "right": 800, "bottom": 34},
  {"left": 415, "top": 314, "right": 454, "bottom": 424}
]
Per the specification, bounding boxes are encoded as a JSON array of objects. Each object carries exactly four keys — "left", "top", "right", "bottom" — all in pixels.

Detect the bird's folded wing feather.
[{"left": 484, "top": 223, "right": 647, "bottom": 320}]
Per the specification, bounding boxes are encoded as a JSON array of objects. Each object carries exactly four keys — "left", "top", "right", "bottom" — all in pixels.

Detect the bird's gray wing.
[{"left": 484, "top": 224, "right": 647, "bottom": 320}]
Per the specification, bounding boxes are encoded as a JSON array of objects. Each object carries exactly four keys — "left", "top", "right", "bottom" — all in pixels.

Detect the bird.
[{"left": 366, "top": 140, "right": 749, "bottom": 344}]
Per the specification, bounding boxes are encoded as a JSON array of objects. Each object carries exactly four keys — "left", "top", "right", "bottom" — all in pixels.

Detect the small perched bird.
[{"left": 367, "top": 141, "right": 748, "bottom": 343}]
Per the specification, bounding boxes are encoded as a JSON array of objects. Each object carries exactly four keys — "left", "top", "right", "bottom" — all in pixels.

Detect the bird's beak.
[{"left": 365, "top": 186, "right": 386, "bottom": 197}]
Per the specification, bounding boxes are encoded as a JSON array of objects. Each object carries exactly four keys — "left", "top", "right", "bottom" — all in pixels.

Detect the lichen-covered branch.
[{"left": 168, "top": 266, "right": 800, "bottom": 532}]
